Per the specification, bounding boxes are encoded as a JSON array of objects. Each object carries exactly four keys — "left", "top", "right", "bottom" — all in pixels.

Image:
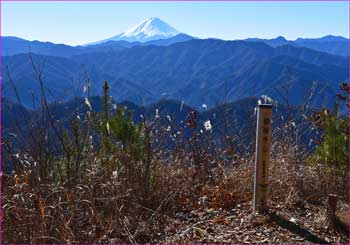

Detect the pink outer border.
[
  {"left": 0, "top": 0, "right": 349, "bottom": 2},
  {"left": 0, "top": 0, "right": 349, "bottom": 245},
  {"left": 348, "top": 1, "right": 350, "bottom": 244},
  {"left": 0, "top": 1, "right": 2, "bottom": 244}
]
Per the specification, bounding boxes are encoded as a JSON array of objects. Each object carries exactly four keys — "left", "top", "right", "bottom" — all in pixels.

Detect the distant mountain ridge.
[
  {"left": 3, "top": 38, "right": 348, "bottom": 110},
  {"left": 3, "top": 34, "right": 347, "bottom": 58},
  {"left": 244, "top": 35, "right": 348, "bottom": 57},
  {"left": 3, "top": 17, "right": 347, "bottom": 57},
  {"left": 2, "top": 33, "right": 194, "bottom": 58},
  {"left": 2, "top": 17, "right": 348, "bottom": 110}
]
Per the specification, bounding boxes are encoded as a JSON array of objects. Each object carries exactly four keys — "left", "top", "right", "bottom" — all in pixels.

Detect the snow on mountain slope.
[
  {"left": 88, "top": 17, "right": 181, "bottom": 45},
  {"left": 121, "top": 17, "right": 179, "bottom": 40}
]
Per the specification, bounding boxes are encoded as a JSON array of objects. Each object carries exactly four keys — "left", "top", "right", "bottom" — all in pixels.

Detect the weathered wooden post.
[
  {"left": 253, "top": 104, "right": 272, "bottom": 213},
  {"left": 327, "top": 194, "right": 338, "bottom": 227}
]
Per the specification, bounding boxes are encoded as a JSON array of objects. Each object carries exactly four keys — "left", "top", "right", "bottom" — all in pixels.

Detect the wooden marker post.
[{"left": 253, "top": 104, "right": 272, "bottom": 213}]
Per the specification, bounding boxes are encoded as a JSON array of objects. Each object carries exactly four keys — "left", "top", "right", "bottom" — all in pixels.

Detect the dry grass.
[
  {"left": 2, "top": 95, "right": 349, "bottom": 243},
  {"left": 3, "top": 137, "right": 349, "bottom": 243}
]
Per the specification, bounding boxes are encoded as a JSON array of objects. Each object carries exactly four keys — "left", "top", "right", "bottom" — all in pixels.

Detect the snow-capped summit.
[
  {"left": 121, "top": 17, "right": 179, "bottom": 41},
  {"left": 88, "top": 17, "right": 181, "bottom": 45}
]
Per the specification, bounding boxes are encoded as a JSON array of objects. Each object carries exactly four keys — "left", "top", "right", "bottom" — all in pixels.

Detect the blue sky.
[{"left": 2, "top": 1, "right": 348, "bottom": 45}]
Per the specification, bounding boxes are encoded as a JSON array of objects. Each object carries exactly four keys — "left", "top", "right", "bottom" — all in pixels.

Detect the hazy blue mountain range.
[
  {"left": 3, "top": 38, "right": 347, "bottom": 109},
  {"left": 3, "top": 34, "right": 347, "bottom": 57},
  {"left": 2, "top": 18, "right": 348, "bottom": 110},
  {"left": 245, "top": 35, "right": 348, "bottom": 57},
  {"left": 2, "top": 18, "right": 193, "bottom": 57},
  {"left": 3, "top": 17, "right": 347, "bottom": 57},
  {"left": 2, "top": 33, "right": 194, "bottom": 57}
]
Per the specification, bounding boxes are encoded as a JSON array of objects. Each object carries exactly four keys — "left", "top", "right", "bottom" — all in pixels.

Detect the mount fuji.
[{"left": 88, "top": 17, "right": 184, "bottom": 45}]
